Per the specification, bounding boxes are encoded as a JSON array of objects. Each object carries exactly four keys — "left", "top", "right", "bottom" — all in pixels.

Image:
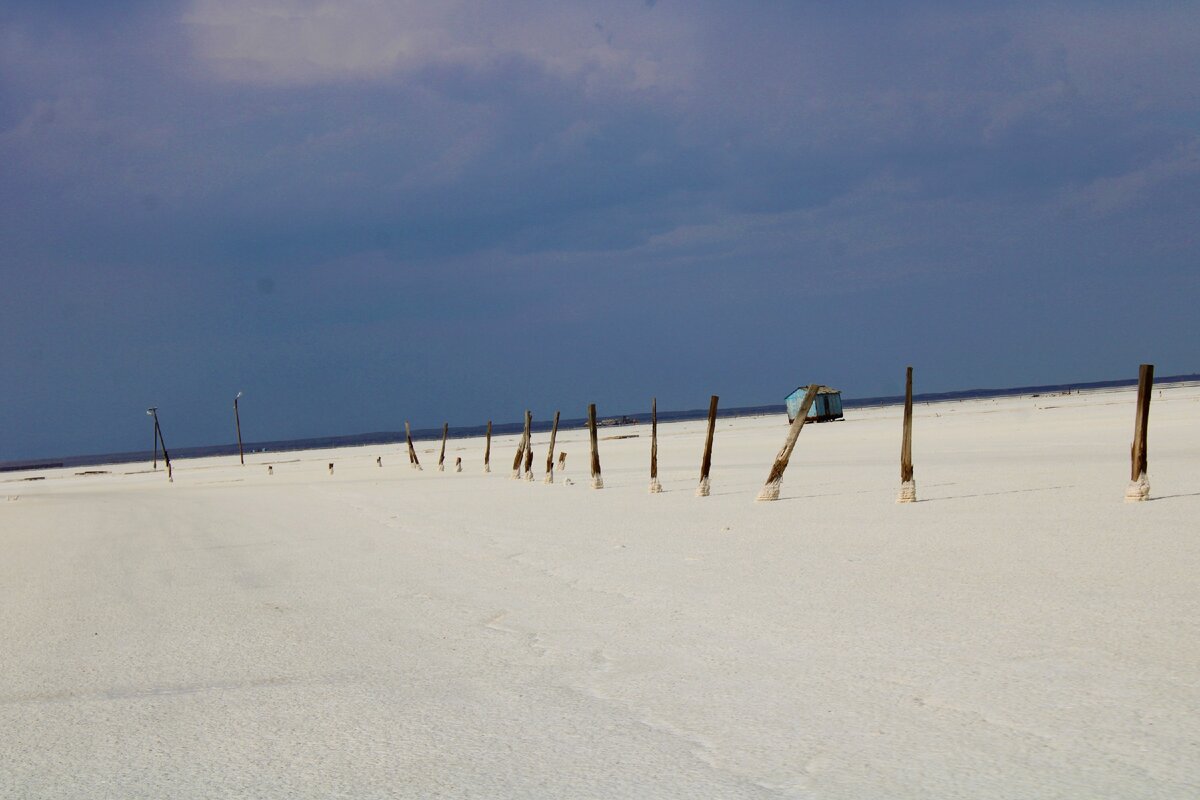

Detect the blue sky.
[{"left": 2, "top": 1, "right": 1198, "bottom": 459}]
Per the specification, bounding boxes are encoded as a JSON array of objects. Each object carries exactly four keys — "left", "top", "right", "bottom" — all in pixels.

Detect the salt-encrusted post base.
[
  {"left": 1125, "top": 473, "right": 1150, "bottom": 502},
  {"left": 455, "top": 459, "right": 462, "bottom": 473},
  {"left": 511, "top": 470, "right": 521, "bottom": 480},
  {"left": 544, "top": 473, "right": 554, "bottom": 484},
  {"left": 483, "top": 465, "right": 490, "bottom": 473},
  {"left": 524, "top": 471, "right": 533, "bottom": 482},
  {"left": 896, "top": 480, "right": 917, "bottom": 503},
  {"left": 437, "top": 464, "right": 445, "bottom": 472},
  {"left": 649, "top": 478, "right": 663, "bottom": 494},
  {"left": 590, "top": 476, "right": 604, "bottom": 490},
  {"left": 756, "top": 479, "right": 781, "bottom": 502},
  {"left": 696, "top": 477, "right": 711, "bottom": 497}
]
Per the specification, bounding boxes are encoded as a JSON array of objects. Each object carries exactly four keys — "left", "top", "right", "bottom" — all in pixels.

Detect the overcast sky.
[{"left": 2, "top": 1, "right": 1198, "bottom": 459}]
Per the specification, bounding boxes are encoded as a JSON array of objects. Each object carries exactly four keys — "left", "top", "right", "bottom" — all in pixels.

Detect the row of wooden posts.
[{"left": 379, "top": 364, "right": 1158, "bottom": 504}]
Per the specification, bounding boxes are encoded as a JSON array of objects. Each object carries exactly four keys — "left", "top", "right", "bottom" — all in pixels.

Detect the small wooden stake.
[
  {"left": 649, "top": 397, "right": 662, "bottom": 493},
  {"left": 1126, "top": 363, "right": 1154, "bottom": 501},
  {"left": 455, "top": 456, "right": 462, "bottom": 473},
  {"left": 405, "top": 421, "right": 421, "bottom": 470},
  {"left": 513, "top": 410, "right": 531, "bottom": 478},
  {"left": 756, "top": 384, "right": 820, "bottom": 501},
  {"left": 484, "top": 420, "right": 492, "bottom": 473},
  {"left": 545, "top": 411, "right": 560, "bottom": 483},
  {"left": 558, "top": 452, "right": 567, "bottom": 471},
  {"left": 897, "top": 366, "right": 916, "bottom": 503},
  {"left": 438, "top": 423, "right": 448, "bottom": 471},
  {"left": 588, "top": 403, "right": 603, "bottom": 489},
  {"left": 696, "top": 395, "right": 718, "bottom": 496},
  {"left": 523, "top": 435, "right": 534, "bottom": 480}
]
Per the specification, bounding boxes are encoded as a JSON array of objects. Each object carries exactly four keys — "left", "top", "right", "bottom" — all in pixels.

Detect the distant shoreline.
[{"left": 4, "top": 372, "right": 1197, "bottom": 474}]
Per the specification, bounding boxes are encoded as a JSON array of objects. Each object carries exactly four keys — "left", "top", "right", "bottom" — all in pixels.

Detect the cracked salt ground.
[{"left": 2, "top": 384, "right": 1200, "bottom": 797}]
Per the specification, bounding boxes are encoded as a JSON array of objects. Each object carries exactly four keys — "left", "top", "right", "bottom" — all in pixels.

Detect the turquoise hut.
[{"left": 785, "top": 385, "right": 844, "bottom": 423}]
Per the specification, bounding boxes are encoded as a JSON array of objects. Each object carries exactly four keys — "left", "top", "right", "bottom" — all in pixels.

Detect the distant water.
[{"left": 3, "top": 373, "right": 1197, "bottom": 474}]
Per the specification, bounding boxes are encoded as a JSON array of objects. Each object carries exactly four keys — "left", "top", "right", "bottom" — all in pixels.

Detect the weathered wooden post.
[
  {"left": 376, "top": 456, "right": 382, "bottom": 467},
  {"left": 405, "top": 421, "right": 421, "bottom": 470},
  {"left": 484, "top": 420, "right": 492, "bottom": 473},
  {"left": 558, "top": 452, "right": 567, "bottom": 471},
  {"left": 512, "top": 410, "right": 531, "bottom": 478},
  {"left": 756, "top": 384, "right": 820, "bottom": 501},
  {"left": 697, "top": 395, "right": 719, "bottom": 496},
  {"left": 267, "top": 465, "right": 273, "bottom": 475},
  {"left": 523, "top": 435, "right": 534, "bottom": 480},
  {"left": 588, "top": 403, "right": 603, "bottom": 489},
  {"left": 233, "top": 392, "right": 245, "bottom": 466},
  {"left": 328, "top": 462, "right": 334, "bottom": 475},
  {"left": 455, "top": 456, "right": 462, "bottom": 473},
  {"left": 545, "top": 411, "right": 560, "bottom": 484},
  {"left": 438, "top": 423, "right": 448, "bottom": 472},
  {"left": 897, "top": 366, "right": 916, "bottom": 503},
  {"left": 1125, "top": 363, "right": 1154, "bottom": 502},
  {"left": 649, "top": 397, "right": 662, "bottom": 493}
]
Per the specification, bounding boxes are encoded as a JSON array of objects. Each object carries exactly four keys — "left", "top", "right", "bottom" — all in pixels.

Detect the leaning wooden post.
[
  {"left": 512, "top": 410, "right": 531, "bottom": 478},
  {"left": 1125, "top": 363, "right": 1154, "bottom": 502},
  {"left": 405, "top": 421, "right": 421, "bottom": 470},
  {"left": 697, "top": 395, "right": 719, "bottom": 496},
  {"left": 649, "top": 397, "right": 662, "bottom": 493},
  {"left": 588, "top": 403, "right": 603, "bottom": 489},
  {"left": 897, "top": 366, "right": 916, "bottom": 503},
  {"left": 756, "top": 384, "right": 820, "bottom": 501},
  {"left": 544, "top": 411, "right": 560, "bottom": 484},
  {"left": 438, "top": 423, "right": 448, "bottom": 471},
  {"left": 483, "top": 420, "right": 492, "bottom": 472}
]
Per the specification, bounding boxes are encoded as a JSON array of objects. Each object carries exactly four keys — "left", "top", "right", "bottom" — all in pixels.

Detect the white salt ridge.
[{"left": 2, "top": 383, "right": 1199, "bottom": 798}]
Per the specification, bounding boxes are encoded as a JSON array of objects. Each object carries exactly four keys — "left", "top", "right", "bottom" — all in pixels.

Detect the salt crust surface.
[{"left": 2, "top": 385, "right": 1199, "bottom": 798}]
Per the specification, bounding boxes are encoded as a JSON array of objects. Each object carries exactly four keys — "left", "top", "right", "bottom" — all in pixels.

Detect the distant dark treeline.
[{"left": 3, "top": 373, "right": 1197, "bottom": 474}]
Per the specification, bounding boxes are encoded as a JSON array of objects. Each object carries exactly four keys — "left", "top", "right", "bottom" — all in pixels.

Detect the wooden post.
[
  {"left": 512, "top": 410, "right": 531, "bottom": 478},
  {"left": 234, "top": 393, "right": 245, "bottom": 466},
  {"left": 438, "top": 423, "right": 448, "bottom": 471},
  {"left": 455, "top": 456, "right": 462, "bottom": 473},
  {"left": 756, "top": 384, "right": 820, "bottom": 501},
  {"left": 588, "top": 403, "right": 603, "bottom": 489},
  {"left": 523, "top": 434, "right": 534, "bottom": 480},
  {"left": 405, "top": 421, "right": 421, "bottom": 470},
  {"left": 697, "top": 395, "right": 719, "bottom": 496},
  {"left": 558, "top": 452, "right": 567, "bottom": 471},
  {"left": 897, "top": 367, "right": 916, "bottom": 503},
  {"left": 1126, "top": 363, "right": 1154, "bottom": 501},
  {"left": 376, "top": 456, "right": 382, "bottom": 467},
  {"left": 484, "top": 420, "right": 492, "bottom": 473},
  {"left": 545, "top": 411, "right": 560, "bottom": 483},
  {"left": 649, "top": 397, "right": 662, "bottom": 493}
]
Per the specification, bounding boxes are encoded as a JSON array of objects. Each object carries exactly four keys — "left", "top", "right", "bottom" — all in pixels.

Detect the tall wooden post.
[
  {"left": 155, "top": 415, "right": 173, "bottom": 483},
  {"left": 545, "top": 411, "right": 560, "bottom": 483},
  {"left": 649, "top": 397, "right": 662, "bottom": 493},
  {"left": 588, "top": 403, "right": 603, "bottom": 489},
  {"left": 897, "top": 367, "right": 916, "bottom": 503},
  {"left": 438, "top": 423, "right": 448, "bottom": 471},
  {"left": 484, "top": 420, "right": 492, "bottom": 473},
  {"left": 697, "top": 395, "right": 719, "bottom": 496},
  {"left": 405, "top": 421, "right": 421, "bottom": 470},
  {"left": 234, "top": 393, "right": 245, "bottom": 466},
  {"left": 1126, "top": 363, "right": 1154, "bottom": 501},
  {"left": 513, "top": 410, "right": 531, "bottom": 478},
  {"left": 756, "top": 384, "right": 820, "bottom": 501}
]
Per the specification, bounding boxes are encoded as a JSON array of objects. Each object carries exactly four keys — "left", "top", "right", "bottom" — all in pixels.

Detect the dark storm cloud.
[{"left": 2, "top": 1, "right": 1197, "bottom": 459}]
